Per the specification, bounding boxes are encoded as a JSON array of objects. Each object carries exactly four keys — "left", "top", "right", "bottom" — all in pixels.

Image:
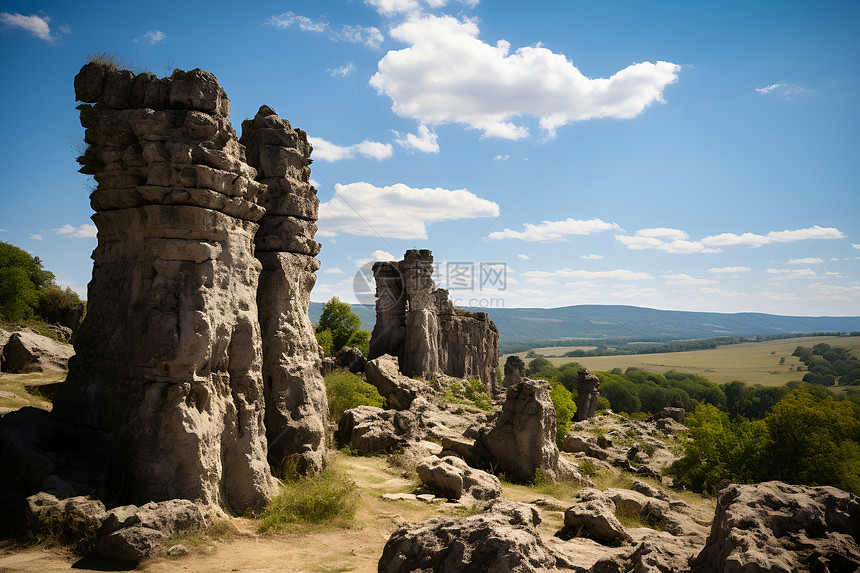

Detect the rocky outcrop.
[
  {"left": 503, "top": 355, "right": 526, "bottom": 387},
  {"left": 369, "top": 250, "right": 499, "bottom": 393},
  {"left": 648, "top": 407, "right": 685, "bottom": 423},
  {"left": 365, "top": 354, "right": 427, "bottom": 410},
  {"left": 480, "top": 378, "right": 565, "bottom": 482},
  {"left": 690, "top": 481, "right": 860, "bottom": 573},
  {"left": 241, "top": 105, "right": 326, "bottom": 475},
  {"left": 416, "top": 455, "right": 502, "bottom": 501},
  {"left": 563, "top": 488, "right": 631, "bottom": 546},
  {"left": 1, "top": 329, "right": 74, "bottom": 373},
  {"left": 574, "top": 369, "right": 600, "bottom": 422},
  {"left": 379, "top": 499, "right": 575, "bottom": 573}
]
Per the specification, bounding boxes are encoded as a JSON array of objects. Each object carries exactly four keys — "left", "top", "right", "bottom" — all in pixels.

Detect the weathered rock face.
[
  {"left": 575, "top": 369, "right": 600, "bottom": 422},
  {"left": 1, "top": 329, "right": 74, "bottom": 373},
  {"left": 503, "top": 355, "right": 526, "bottom": 388},
  {"left": 369, "top": 250, "right": 499, "bottom": 392},
  {"left": 690, "top": 481, "right": 860, "bottom": 573},
  {"left": 365, "top": 354, "right": 427, "bottom": 410},
  {"left": 379, "top": 499, "right": 574, "bottom": 573},
  {"left": 46, "top": 63, "right": 325, "bottom": 514},
  {"left": 336, "top": 399, "right": 429, "bottom": 454},
  {"left": 480, "top": 378, "right": 563, "bottom": 482},
  {"left": 335, "top": 346, "right": 366, "bottom": 373},
  {"left": 240, "top": 106, "right": 326, "bottom": 475}
]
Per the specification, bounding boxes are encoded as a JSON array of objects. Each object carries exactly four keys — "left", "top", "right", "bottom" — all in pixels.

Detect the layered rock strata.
[
  {"left": 48, "top": 63, "right": 324, "bottom": 513},
  {"left": 369, "top": 250, "right": 499, "bottom": 392},
  {"left": 240, "top": 106, "right": 327, "bottom": 474}
]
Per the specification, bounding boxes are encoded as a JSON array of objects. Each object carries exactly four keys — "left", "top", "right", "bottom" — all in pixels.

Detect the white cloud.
[
  {"left": 755, "top": 81, "right": 807, "bottom": 99},
  {"left": 394, "top": 124, "right": 439, "bottom": 153},
  {"left": 328, "top": 62, "right": 356, "bottom": 77},
  {"left": 765, "top": 268, "right": 819, "bottom": 279},
  {"left": 580, "top": 254, "right": 604, "bottom": 260},
  {"left": 337, "top": 25, "right": 384, "bottom": 49},
  {"left": 55, "top": 224, "right": 97, "bottom": 239},
  {"left": 852, "top": 244, "right": 860, "bottom": 250},
  {"left": 365, "top": 0, "right": 420, "bottom": 14},
  {"left": 309, "top": 136, "right": 394, "bottom": 161},
  {"left": 143, "top": 30, "right": 165, "bottom": 44},
  {"left": 701, "top": 226, "right": 844, "bottom": 248},
  {"left": 787, "top": 257, "right": 824, "bottom": 264},
  {"left": 660, "top": 273, "right": 717, "bottom": 286},
  {"left": 522, "top": 268, "right": 653, "bottom": 282},
  {"left": 29, "top": 233, "right": 43, "bottom": 241},
  {"left": 758, "top": 291, "right": 800, "bottom": 301},
  {"left": 0, "top": 12, "right": 66, "bottom": 42},
  {"left": 615, "top": 229, "right": 719, "bottom": 254},
  {"left": 694, "top": 287, "right": 746, "bottom": 297},
  {"left": 493, "top": 154, "right": 510, "bottom": 161},
  {"left": 489, "top": 218, "right": 620, "bottom": 242},
  {"left": 266, "top": 12, "right": 327, "bottom": 32},
  {"left": 369, "top": 14, "right": 680, "bottom": 139},
  {"left": 355, "top": 250, "right": 398, "bottom": 269},
  {"left": 635, "top": 227, "right": 689, "bottom": 240},
  {"left": 322, "top": 267, "right": 345, "bottom": 274},
  {"left": 517, "top": 254, "right": 530, "bottom": 260},
  {"left": 318, "top": 181, "right": 499, "bottom": 239},
  {"left": 708, "top": 266, "right": 751, "bottom": 274},
  {"left": 807, "top": 282, "right": 860, "bottom": 299},
  {"left": 0, "top": 228, "right": 7, "bottom": 232}
]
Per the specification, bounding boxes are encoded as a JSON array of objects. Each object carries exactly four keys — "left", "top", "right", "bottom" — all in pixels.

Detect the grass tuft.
[{"left": 255, "top": 469, "right": 358, "bottom": 532}]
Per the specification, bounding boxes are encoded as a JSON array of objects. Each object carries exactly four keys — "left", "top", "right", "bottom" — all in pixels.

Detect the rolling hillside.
[{"left": 309, "top": 302, "right": 860, "bottom": 343}]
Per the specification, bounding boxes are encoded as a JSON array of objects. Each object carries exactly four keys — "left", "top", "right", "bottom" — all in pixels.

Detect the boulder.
[
  {"left": 480, "top": 378, "right": 564, "bottom": 482},
  {"left": 378, "top": 499, "right": 573, "bottom": 573},
  {"left": 690, "top": 481, "right": 860, "bottom": 573},
  {"left": 563, "top": 489, "right": 631, "bottom": 546},
  {"left": 365, "top": 354, "right": 426, "bottom": 410},
  {"left": 337, "top": 400, "right": 428, "bottom": 454},
  {"left": 416, "top": 455, "right": 501, "bottom": 501},
  {"left": 335, "top": 346, "right": 366, "bottom": 373},
  {"left": 648, "top": 407, "right": 686, "bottom": 423},
  {"left": 1, "top": 329, "right": 74, "bottom": 373},
  {"left": 439, "top": 436, "right": 495, "bottom": 470},
  {"left": 502, "top": 355, "right": 526, "bottom": 388},
  {"left": 588, "top": 536, "right": 701, "bottom": 573}
]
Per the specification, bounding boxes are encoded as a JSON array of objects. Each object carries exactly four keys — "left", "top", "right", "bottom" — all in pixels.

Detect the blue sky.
[{"left": 1, "top": 0, "right": 858, "bottom": 316}]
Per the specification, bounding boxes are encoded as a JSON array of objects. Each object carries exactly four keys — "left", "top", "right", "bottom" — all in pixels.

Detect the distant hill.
[{"left": 308, "top": 302, "right": 860, "bottom": 343}]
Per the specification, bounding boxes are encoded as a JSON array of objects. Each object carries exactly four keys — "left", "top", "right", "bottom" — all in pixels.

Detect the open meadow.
[{"left": 509, "top": 335, "right": 860, "bottom": 386}]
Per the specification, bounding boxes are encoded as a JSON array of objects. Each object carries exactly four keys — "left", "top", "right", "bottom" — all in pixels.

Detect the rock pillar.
[{"left": 574, "top": 369, "right": 601, "bottom": 422}]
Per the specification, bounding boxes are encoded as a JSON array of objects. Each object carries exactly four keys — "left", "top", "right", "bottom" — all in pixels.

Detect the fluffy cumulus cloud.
[
  {"left": 581, "top": 254, "right": 604, "bottom": 260},
  {"left": 318, "top": 181, "right": 499, "bottom": 239},
  {"left": 852, "top": 244, "right": 860, "bottom": 250},
  {"left": 517, "top": 254, "right": 530, "bottom": 260},
  {"left": 522, "top": 268, "right": 653, "bottom": 284},
  {"left": 489, "top": 218, "right": 620, "bottom": 242},
  {"left": 660, "top": 273, "right": 717, "bottom": 286},
  {"left": 1, "top": 12, "right": 68, "bottom": 42},
  {"left": 369, "top": 14, "right": 680, "bottom": 139},
  {"left": 787, "top": 257, "right": 824, "bottom": 264},
  {"left": 617, "top": 225, "right": 845, "bottom": 254},
  {"left": 766, "top": 268, "right": 819, "bottom": 279},
  {"left": 394, "top": 124, "right": 439, "bottom": 153},
  {"left": 309, "top": 136, "right": 394, "bottom": 161},
  {"left": 708, "top": 266, "right": 751, "bottom": 274},
  {"left": 54, "top": 224, "right": 97, "bottom": 239}
]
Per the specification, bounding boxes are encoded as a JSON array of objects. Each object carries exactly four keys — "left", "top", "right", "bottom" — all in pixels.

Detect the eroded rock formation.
[
  {"left": 502, "top": 355, "right": 525, "bottom": 388},
  {"left": 241, "top": 106, "right": 327, "bottom": 475},
  {"left": 369, "top": 250, "right": 499, "bottom": 392},
  {"left": 40, "top": 62, "right": 325, "bottom": 514},
  {"left": 574, "top": 369, "right": 600, "bottom": 422}
]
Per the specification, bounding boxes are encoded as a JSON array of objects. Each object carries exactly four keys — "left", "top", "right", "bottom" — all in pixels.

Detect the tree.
[
  {"left": 0, "top": 241, "right": 56, "bottom": 322},
  {"left": 315, "top": 297, "right": 370, "bottom": 355}
]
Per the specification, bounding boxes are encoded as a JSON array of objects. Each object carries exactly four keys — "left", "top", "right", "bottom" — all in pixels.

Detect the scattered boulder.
[
  {"left": 365, "top": 354, "right": 427, "bottom": 410},
  {"left": 603, "top": 488, "right": 705, "bottom": 537},
  {"left": 690, "top": 481, "right": 860, "bottom": 573},
  {"left": 480, "top": 378, "right": 564, "bottom": 482},
  {"left": 416, "top": 455, "right": 501, "bottom": 501},
  {"left": 335, "top": 346, "right": 366, "bottom": 373},
  {"left": 1, "top": 329, "right": 74, "bottom": 373},
  {"left": 336, "top": 399, "right": 428, "bottom": 454},
  {"left": 587, "top": 536, "right": 702, "bottom": 573},
  {"left": 648, "top": 407, "right": 685, "bottom": 423},
  {"left": 563, "top": 488, "right": 631, "bottom": 546},
  {"left": 574, "top": 369, "right": 600, "bottom": 422},
  {"left": 502, "top": 355, "right": 526, "bottom": 388},
  {"left": 379, "top": 499, "right": 574, "bottom": 573}
]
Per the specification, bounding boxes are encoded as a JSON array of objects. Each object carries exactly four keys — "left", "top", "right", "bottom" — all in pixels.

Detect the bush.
[
  {"left": 550, "top": 379, "right": 576, "bottom": 445},
  {"left": 257, "top": 469, "right": 358, "bottom": 531},
  {"left": 444, "top": 379, "right": 492, "bottom": 413},
  {"left": 325, "top": 369, "right": 385, "bottom": 421}
]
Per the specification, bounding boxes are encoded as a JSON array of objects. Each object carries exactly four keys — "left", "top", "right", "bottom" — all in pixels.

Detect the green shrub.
[
  {"left": 316, "top": 329, "right": 334, "bottom": 356},
  {"left": 579, "top": 459, "right": 597, "bottom": 476},
  {"left": 550, "top": 379, "right": 576, "bottom": 446},
  {"left": 325, "top": 369, "right": 385, "bottom": 421},
  {"left": 257, "top": 469, "right": 358, "bottom": 531},
  {"left": 444, "top": 379, "right": 493, "bottom": 413}
]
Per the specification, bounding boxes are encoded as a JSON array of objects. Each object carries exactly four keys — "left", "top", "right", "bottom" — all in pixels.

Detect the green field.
[{"left": 508, "top": 336, "right": 860, "bottom": 386}]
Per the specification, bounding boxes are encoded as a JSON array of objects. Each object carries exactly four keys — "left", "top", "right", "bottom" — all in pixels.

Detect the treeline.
[
  {"left": 500, "top": 331, "right": 860, "bottom": 358},
  {"left": 0, "top": 241, "right": 85, "bottom": 332},
  {"left": 793, "top": 343, "right": 860, "bottom": 386}
]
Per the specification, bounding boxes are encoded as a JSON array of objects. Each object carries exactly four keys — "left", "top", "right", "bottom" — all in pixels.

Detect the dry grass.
[{"left": 0, "top": 372, "right": 63, "bottom": 411}]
